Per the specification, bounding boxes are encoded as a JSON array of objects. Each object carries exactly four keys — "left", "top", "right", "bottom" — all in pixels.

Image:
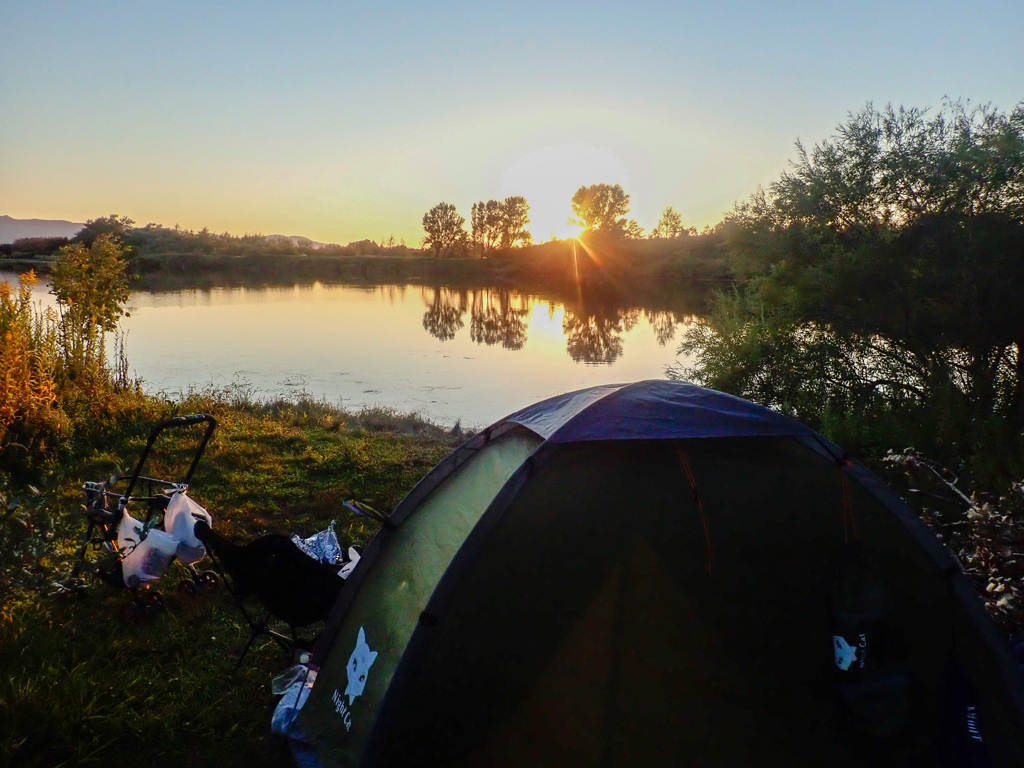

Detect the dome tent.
[{"left": 298, "top": 380, "right": 1024, "bottom": 767}]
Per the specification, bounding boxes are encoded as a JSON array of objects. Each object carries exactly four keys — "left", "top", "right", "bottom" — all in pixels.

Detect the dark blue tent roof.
[{"left": 504, "top": 380, "right": 815, "bottom": 443}]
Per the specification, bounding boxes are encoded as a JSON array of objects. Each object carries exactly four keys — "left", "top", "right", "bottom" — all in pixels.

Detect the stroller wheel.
[
  {"left": 97, "top": 558, "right": 126, "bottom": 589},
  {"left": 120, "top": 601, "right": 143, "bottom": 624},
  {"left": 198, "top": 570, "right": 219, "bottom": 589},
  {"left": 146, "top": 591, "right": 166, "bottom": 609},
  {"left": 177, "top": 578, "right": 199, "bottom": 597},
  {"left": 52, "top": 585, "right": 72, "bottom": 603},
  {"left": 66, "top": 577, "right": 89, "bottom": 601}
]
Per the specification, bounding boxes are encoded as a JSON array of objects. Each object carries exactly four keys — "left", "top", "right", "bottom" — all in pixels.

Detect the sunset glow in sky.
[{"left": 2, "top": 0, "right": 1021, "bottom": 245}]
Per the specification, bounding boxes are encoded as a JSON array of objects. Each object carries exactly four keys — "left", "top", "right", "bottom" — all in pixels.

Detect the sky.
[{"left": 2, "top": 0, "right": 1022, "bottom": 246}]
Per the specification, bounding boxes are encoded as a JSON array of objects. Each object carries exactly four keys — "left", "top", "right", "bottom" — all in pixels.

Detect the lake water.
[{"left": 2, "top": 272, "right": 698, "bottom": 429}]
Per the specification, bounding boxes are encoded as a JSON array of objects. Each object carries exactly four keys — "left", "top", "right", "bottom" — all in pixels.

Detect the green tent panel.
[
  {"left": 303, "top": 426, "right": 541, "bottom": 761},
  {"left": 299, "top": 381, "right": 1024, "bottom": 767}
]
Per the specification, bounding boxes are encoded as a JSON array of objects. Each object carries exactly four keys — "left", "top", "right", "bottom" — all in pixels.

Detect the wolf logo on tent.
[
  {"left": 344, "top": 628, "right": 377, "bottom": 705},
  {"left": 298, "top": 380, "right": 1024, "bottom": 767},
  {"left": 833, "top": 634, "right": 862, "bottom": 671}
]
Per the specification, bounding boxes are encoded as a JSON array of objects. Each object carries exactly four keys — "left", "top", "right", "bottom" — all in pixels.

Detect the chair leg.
[
  {"left": 203, "top": 551, "right": 311, "bottom": 667},
  {"left": 234, "top": 626, "right": 262, "bottom": 670},
  {"left": 233, "top": 609, "right": 296, "bottom": 669}
]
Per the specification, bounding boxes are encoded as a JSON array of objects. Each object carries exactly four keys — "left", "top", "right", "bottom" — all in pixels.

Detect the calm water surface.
[{"left": 4, "top": 274, "right": 697, "bottom": 429}]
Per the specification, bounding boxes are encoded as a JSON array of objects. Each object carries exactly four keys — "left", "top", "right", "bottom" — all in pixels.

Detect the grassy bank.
[{"left": 1, "top": 392, "right": 462, "bottom": 768}]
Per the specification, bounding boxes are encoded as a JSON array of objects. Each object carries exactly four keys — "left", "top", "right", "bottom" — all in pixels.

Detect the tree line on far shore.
[
  {"left": 421, "top": 185, "right": 698, "bottom": 258},
  {"left": 0, "top": 216, "right": 417, "bottom": 263},
  {"left": 1, "top": 189, "right": 700, "bottom": 268}
]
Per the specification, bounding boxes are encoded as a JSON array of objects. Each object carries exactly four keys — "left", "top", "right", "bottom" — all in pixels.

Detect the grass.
[{"left": 0, "top": 393, "right": 462, "bottom": 768}]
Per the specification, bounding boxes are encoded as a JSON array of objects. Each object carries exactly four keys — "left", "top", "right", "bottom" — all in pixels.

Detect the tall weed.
[
  {"left": 0, "top": 273, "right": 65, "bottom": 479},
  {"left": 0, "top": 273, "right": 58, "bottom": 437}
]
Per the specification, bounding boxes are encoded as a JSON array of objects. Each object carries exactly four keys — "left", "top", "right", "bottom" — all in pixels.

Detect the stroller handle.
[
  {"left": 121, "top": 414, "right": 218, "bottom": 499},
  {"left": 153, "top": 414, "right": 217, "bottom": 431}
]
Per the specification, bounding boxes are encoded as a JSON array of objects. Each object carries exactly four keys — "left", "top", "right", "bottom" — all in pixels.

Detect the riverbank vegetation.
[{"left": 672, "top": 101, "right": 1024, "bottom": 486}]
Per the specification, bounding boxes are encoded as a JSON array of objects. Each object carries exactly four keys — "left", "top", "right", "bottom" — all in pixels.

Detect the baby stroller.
[{"left": 75, "top": 414, "right": 219, "bottom": 621}]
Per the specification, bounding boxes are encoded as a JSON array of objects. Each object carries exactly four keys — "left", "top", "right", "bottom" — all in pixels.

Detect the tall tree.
[
  {"left": 570, "top": 184, "right": 631, "bottom": 233},
  {"left": 471, "top": 200, "right": 503, "bottom": 256},
  {"left": 651, "top": 206, "right": 688, "bottom": 238},
  {"left": 622, "top": 219, "right": 645, "bottom": 239},
  {"left": 731, "top": 101, "right": 1024, "bottom": 237},
  {"left": 499, "top": 196, "right": 532, "bottom": 249},
  {"left": 471, "top": 197, "right": 533, "bottom": 256},
  {"left": 422, "top": 202, "right": 467, "bottom": 258},
  {"left": 51, "top": 233, "right": 132, "bottom": 334},
  {"left": 50, "top": 233, "right": 132, "bottom": 364}
]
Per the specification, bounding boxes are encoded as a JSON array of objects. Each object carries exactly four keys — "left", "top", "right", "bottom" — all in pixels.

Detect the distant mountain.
[
  {"left": 0, "top": 215, "right": 83, "bottom": 244},
  {"left": 264, "top": 234, "right": 337, "bottom": 250}
]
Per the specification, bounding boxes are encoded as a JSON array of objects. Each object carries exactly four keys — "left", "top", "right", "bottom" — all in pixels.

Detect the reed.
[{"left": 0, "top": 272, "right": 59, "bottom": 444}]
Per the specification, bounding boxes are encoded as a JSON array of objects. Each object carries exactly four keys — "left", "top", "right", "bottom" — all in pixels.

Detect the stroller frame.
[{"left": 76, "top": 414, "right": 218, "bottom": 615}]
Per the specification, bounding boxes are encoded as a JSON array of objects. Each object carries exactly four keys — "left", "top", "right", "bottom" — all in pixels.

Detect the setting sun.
[{"left": 498, "top": 142, "right": 631, "bottom": 240}]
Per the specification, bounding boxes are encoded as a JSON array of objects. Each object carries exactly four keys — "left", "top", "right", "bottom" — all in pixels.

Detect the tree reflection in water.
[
  {"left": 420, "top": 285, "right": 697, "bottom": 365},
  {"left": 422, "top": 287, "right": 530, "bottom": 351},
  {"left": 561, "top": 308, "right": 638, "bottom": 364},
  {"left": 421, "top": 288, "right": 466, "bottom": 341},
  {"left": 469, "top": 290, "right": 529, "bottom": 350},
  {"left": 646, "top": 310, "right": 687, "bottom": 347}
]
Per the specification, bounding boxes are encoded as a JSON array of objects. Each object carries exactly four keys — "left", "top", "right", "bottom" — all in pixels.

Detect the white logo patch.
[
  {"left": 332, "top": 626, "right": 378, "bottom": 732},
  {"left": 833, "top": 633, "right": 865, "bottom": 671},
  {"left": 344, "top": 626, "right": 378, "bottom": 705}
]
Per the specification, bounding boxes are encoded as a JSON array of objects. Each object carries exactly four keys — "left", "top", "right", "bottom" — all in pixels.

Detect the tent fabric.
[
  {"left": 312, "top": 424, "right": 538, "bottom": 656},
  {"left": 299, "top": 380, "right": 1024, "bottom": 767},
  {"left": 302, "top": 428, "right": 542, "bottom": 766},
  {"left": 505, "top": 379, "right": 816, "bottom": 442},
  {"left": 361, "top": 438, "right": 1001, "bottom": 767}
]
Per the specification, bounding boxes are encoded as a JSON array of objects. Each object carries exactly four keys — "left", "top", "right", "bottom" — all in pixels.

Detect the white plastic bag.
[
  {"left": 118, "top": 511, "right": 178, "bottom": 588},
  {"left": 163, "top": 490, "right": 212, "bottom": 565}
]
